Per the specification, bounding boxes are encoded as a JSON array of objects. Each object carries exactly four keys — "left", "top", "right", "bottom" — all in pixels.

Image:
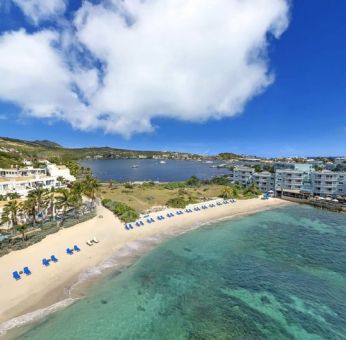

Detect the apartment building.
[
  {"left": 230, "top": 166, "right": 254, "bottom": 186},
  {"left": 311, "top": 171, "right": 346, "bottom": 196},
  {"left": 274, "top": 169, "right": 310, "bottom": 192},
  {"left": 252, "top": 172, "right": 275, "bottom": 192}
]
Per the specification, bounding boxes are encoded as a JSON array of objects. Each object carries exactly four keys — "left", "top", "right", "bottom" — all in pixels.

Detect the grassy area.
[{"left": 98, "top": 179, "right": 260, "bottom": 214}]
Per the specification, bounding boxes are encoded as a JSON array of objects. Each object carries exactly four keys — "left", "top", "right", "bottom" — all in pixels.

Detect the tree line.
[{"left": 0, "top": 175, "right": 99, "bottom": 241}]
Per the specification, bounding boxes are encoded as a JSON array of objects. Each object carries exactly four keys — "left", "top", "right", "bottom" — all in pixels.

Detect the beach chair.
[
  {"left": 51, "top": 255, "right": 58, "bottom": 263},
  {"left": 87, "top": 240, "right": 94, "bottom": 245},
  {"left": 147, "top": 219, "right": 151, "bottom": 223},
  {"left": 150, "top": 218, "right": 155, "bottom": 223},
  {"left": 66, "top": 248, "right": 74, "bottom": 255},
  {"left": 140, "top": 221, "right": 144, "bottom": 226},
  {"left": 13, "top": 271, "right": 21, "bottom": 280},
  {"left": 42, "top": 258, "right": 50, "bottom": 266},
  {"left": 136, "top": 221, "right": 140, "bottom": 227},
  {"left": 23, "top": 266, "right": 32, "bottom": 275},
  {"left": 74, "top": 245, "right": 81, "bottom": 252},
  {"left": 124, "top": 225, "right": 129, "bottom": 230},
  {"left": 93, "top": 237, "right": 100, "bottom": 243}
]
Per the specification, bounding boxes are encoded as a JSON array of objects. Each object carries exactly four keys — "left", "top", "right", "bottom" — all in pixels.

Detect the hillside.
[{"left": 0, "top": 136, "right": 205, "bottom": 167}]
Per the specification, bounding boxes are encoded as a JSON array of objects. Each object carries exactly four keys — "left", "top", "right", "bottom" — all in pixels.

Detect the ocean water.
[
  {"left": 18, "top": 205, "right": 346, "bottom": 339},
  {"left": 79, "top": 159, "right": 231, "bottom": 182}
]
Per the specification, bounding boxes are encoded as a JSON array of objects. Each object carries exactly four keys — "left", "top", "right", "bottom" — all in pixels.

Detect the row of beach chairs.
[
  {"left": 123, "top": 200, "right": 236, "bottom": 231},
  {"left": 13, "top": 244, "right": 81, "bottom": 280}
]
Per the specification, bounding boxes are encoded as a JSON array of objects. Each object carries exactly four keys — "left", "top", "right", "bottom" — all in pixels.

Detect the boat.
[
  {"left": 131, "top": 164, "right": 139, "bottom": 168},
  {"left": 205, "top": 160, "right": 213, "bottom": 164},
  {"left": 160, "top": 160, "right": 166, "bottom": 164}
]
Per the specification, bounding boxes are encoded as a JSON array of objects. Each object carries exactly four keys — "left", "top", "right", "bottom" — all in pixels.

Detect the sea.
[
  {"left": 78, "top": 159, "right": 231, "bottom": 182},
  {"left": 13, "top": 205, "right": 346, "bottom": 339}
]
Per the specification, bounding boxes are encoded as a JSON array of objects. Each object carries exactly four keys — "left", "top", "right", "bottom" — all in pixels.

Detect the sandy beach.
[{"left": 0, "top": 197, "right": 291, "bottom": 335}]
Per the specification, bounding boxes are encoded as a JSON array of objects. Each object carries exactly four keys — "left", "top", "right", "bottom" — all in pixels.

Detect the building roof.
[{"left": 0, "top": 175, "right": 54, "bottom": 183}]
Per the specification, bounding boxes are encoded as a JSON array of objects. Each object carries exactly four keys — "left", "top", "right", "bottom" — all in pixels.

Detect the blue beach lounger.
[
  {"left": 13, "top": 271, "right": 21, "bottom": 280},
  {"left": 42, "top": 258, "right": 50, "bottom": 266},
  {"left": 140, "top": 221, "right": 144, "bottom": 226},
  {"left": 136, "top": 222, "right": 140, "bottom": 227},
  {"left": 74, "top": 245, "right": 81, "bottom": 252},
  {"left": 51, "top": 255, "right": 58, "bottom": 263},
  {"left": 66, "top": 248, "right": 74, "bottom": 255},
  {"left": 23, "top": 266, "right": 32, "bottom": 275}
]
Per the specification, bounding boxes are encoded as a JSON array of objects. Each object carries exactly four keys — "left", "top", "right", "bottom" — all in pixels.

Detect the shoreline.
[{"left": 0, "top": 197, "right": 292, "bottom": 337}]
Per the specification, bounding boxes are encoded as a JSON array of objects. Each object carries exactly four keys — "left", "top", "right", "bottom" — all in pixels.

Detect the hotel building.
[{"left": 0, "top": 164, "right": 75, "bottom": 197}]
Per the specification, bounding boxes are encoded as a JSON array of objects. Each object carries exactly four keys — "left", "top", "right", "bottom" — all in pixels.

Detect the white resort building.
[{"left": 0, "top": 164, "right": 75, "bottom": 198}]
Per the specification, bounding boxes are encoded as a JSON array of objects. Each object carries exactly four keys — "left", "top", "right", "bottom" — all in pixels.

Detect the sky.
[{"left": 0, "top": 0, "right": 345, "bottom": 157}]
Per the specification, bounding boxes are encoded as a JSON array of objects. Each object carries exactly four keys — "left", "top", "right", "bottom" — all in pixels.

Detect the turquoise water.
[{"left": 19, "top": 206, "right": 346, "bottom": 339}]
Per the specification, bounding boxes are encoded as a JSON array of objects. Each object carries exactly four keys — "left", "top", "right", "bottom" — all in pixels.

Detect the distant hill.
[
  {"left": 0, "top": 136, "right": 209, "bottom": 167},
  {"left": 33, "top": 140, "right": 62, "bottom": 148}
]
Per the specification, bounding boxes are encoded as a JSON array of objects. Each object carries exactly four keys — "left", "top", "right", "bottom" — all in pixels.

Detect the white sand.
[{"left": 0, "top": 197, "right": 291, "bottom": 328}]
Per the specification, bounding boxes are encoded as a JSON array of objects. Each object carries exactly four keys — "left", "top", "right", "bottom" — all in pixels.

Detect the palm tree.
[
  {"left": 82, "top": 175, "right": 99, "bottom": 205},
  {"left": 21, "top": 197, "right": 37, "bottom": 227},
  {"left": 69, "top": 191, "right": 83, "bottom": 220},
  {"left": 27, "top": 188, "right": 49, "bottom": 223},
  {"left": 1, "top": 200, "right": 20, "bottom": 234},
  {"left": 17, "top": 224, "right": 28, "bottom": 241},
  {"left": 221, "top": 187, "right": 233, "bottom": 199},
  {"left": 55, "top": 189, "right": 71, "bottom": 225},
  {"left": 47, "top": 193, "right": 57, "bottom": 221}
]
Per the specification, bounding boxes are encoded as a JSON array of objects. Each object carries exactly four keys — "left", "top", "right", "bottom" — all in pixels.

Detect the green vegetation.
[
  {"left": 218, "top": 152, "right": 240, "bottom": 160},
  {"left": 98, "top": 176, "right": 261, "bottom": 214},
  {"left": 253, "top": 164, "right": 275, "bottom": 173},
  {"left": 166, "top": 196, "right": 197, "bottom": 209},
  {"left": 0, "top": 176, "right": 99, "bottom": 256},
  {"left": 102, "top": 199, "right": 139, "bottom": 223},
  {"left": 0, "top": 150, "right": 24, "bottom": 168}
]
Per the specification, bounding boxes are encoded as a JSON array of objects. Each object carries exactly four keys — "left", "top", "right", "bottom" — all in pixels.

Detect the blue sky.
[{"left": 0, "top": 0, "right": 345, "bottom": 157}]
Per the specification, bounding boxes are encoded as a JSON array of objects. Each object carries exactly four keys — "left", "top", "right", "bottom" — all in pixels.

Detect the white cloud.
[
  {"left": 12, "top": 0, "right": 67, "bottom": 24},
  {"left": 0, "top": 29, "right": 98, "bottom": 130},
  {"left": 0, "top": 0, "right": 290, "bottom": 137},
  {"left": 0, "top": 114, "right": 7, "bottom": 120}
]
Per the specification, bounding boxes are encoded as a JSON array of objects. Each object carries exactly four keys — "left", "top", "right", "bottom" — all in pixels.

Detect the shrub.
[
  {"left": 102, "top": 199, "right": 139, "bottom": 223},
  {"left": 163, "top": 182, "right": 186, "bottom": 190},
  {"left": 185, "top": 176, "right": 200, "bottom": 187},
  {"left": 166, "top": 196, "right": 198, "bottom": 209}
]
